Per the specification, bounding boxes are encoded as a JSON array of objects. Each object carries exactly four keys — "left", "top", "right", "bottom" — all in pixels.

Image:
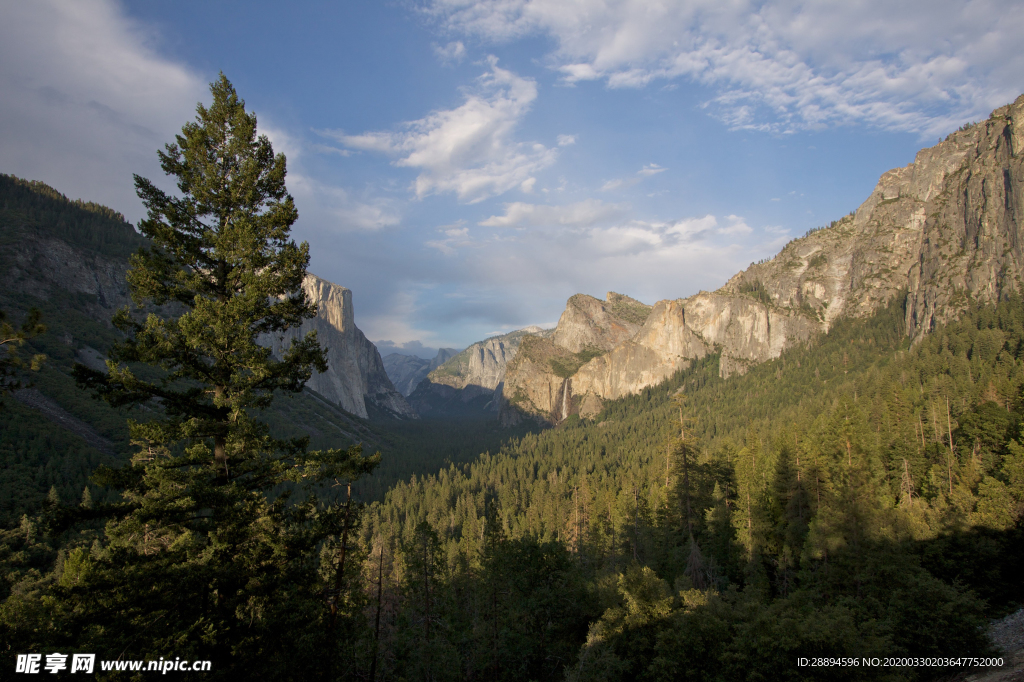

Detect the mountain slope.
[
  {"left": 502, "top": 94, "right": 1024, "bottom": 424},
  {"left": 0, "top": 174, "right": 412, "bottom": 422},
  {"left": 259, "top": 274, "right": 416, "bottom": 419},
  {"left": 408, "top": 326, "right": 551, "bottom": 417},
  {"left": 383, "top": 348, "right": 459, "bottom": 397}
]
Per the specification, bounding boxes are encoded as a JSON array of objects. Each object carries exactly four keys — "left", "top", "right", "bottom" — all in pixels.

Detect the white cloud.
[
  {"left": 479, "top": 198, "right": 625, "bottom": 228},
  {"left": 428, "top": 0, "right": 1024, "bottom": 136},
  {"left": 556, "top": 134, "right": 576, "bottom": 146},
  {"left": 289, "top": 174, "right": 401, "bottom": 232},
  {"left": 426, "top": 221, "right": 476, "bottom": 254},
  {"left": 361, "top": 290, "right": 439, "bottom": 346},
  {"left": 434, "top": 40, "right": 467, "bottom": 64},
  {"left": 637, "top": 163, "right": 666, "bottom": 177},
  {"left": 338, "top": 57, "right": 557, "bottom": 203},
  {"left": 309, "top": 143, "right": 352, "bottom": 157},
  {"left": 0, "top": 0, "right": 206, "bottom": 221},
  {"left": 718, "top": 215, "right": 754, "bottom": 236},
  {"left": 439, "top": 211, "right": 774, "bottom": 307},
  {"left": 601, "top": 163, "right": 667, "bottom": 191}
]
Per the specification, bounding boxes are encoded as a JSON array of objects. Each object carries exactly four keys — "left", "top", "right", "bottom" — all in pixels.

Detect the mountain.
[
  {"left": 259, "top": 275, "right": 416, "bottom": 420},
  {"left": 501, "top": 93, "right": 1024, "bottom": 424},
  {"left": 407, "top": 326, "right": 552, "bottom": 417},
  {"left": 382, "top": 348, "right": 460, "bottom": 397},
  {"left": 500, "top": 293, "right": 654, "bottom": 424},
  {"left": 0, "top": 174, "right": 411, "bottom": 422}
]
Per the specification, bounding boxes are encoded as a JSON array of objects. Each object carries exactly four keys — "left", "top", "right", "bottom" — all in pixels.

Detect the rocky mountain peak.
[
  {"left": 407, "top": 326, "right": 551, "bottom": 417},
  {"left": 551, "top": 292, "right": 652, "bottom": 353},
  {"left": 500, "top": 92, "right": 1024, "bottom": 425},
  {"left": 260, "top": 274, "right": 416, "bottom": 419}
]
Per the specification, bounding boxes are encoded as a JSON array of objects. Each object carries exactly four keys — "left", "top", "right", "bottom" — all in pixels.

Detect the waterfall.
[{"left": 560, "top": 378, "right": 571, "bottom": 421}]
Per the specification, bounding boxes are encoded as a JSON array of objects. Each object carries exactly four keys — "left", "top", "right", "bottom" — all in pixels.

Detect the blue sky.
[{"left": 2, "top": 0, "right": 1022, "bottom": 358}]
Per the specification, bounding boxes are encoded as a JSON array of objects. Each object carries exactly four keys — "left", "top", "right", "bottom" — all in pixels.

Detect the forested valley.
[
  {"left": 344, "top": 295, "right": 1024, "bottom": 681},
  {"left": 2, "top": 79, "right": 1022, "bottom": 682}
]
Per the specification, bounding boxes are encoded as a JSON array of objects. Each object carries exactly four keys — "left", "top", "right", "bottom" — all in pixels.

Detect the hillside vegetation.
[
  {"left": 349, "top": 295, "right": 1024, "bottom": 680},
  {"left": 0, "top": 176, "right": 525, "bottom": 524}
]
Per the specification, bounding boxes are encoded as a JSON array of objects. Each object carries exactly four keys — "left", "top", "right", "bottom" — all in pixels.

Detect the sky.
[{"left": 2, "top": 0, "right": 1023, "bottom": 358}]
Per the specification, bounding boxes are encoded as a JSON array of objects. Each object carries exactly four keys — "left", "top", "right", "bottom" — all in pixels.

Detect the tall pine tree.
[{"left": 67, "top": 75, "right": 377, "bottom": 677}]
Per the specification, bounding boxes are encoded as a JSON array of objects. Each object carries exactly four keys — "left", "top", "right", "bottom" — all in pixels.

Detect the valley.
[{"left": 2, "top": 92, "right": 1024, "bottom": 681}]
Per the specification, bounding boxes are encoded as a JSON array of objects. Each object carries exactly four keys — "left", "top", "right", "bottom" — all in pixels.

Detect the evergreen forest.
[{"left": 1, "top": 81, "right": 1022, "bottom": 682}]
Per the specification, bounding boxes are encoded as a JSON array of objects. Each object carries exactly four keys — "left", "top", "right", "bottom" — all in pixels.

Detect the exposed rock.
[
  {"left": 75, "top": 346, "right": 108, "bottom": 373},
  {"left": 572, "top": 299, "right": 711, "bottom": 415},
  {"left": 409, "top": 326, "right": 550, "bottom": 417},
  {"left": 551, "top": 292, "right": 651, "bottom": 353},
  {"left": 502, "top": 93, "right": 1024, "bottom": 424},
  {"left": 5, "top": 235, "right": 132, "bottom": 321},
  {"left": 500, "top": 293, "right": 653, "bottom": 423},
  {"left": 260, "top": 275, "right": 416, "bottom": 420},
  {"left": 383, "top": 348, "right": 460, "bottom": 397}
]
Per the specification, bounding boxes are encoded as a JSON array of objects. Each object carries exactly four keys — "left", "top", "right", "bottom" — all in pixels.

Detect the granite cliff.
[
  {"left": 501, "top": 94, "right": 1024, "bottom": 424},
  {"left": 382, "top": 348, "right": 460, "bottom": 397},
  {"left": 0, "top": 178, "right": 410, "bottom": 422},
  {"left": 500, "top": 293, "right": 652, "bottom": 423},
  {"left": 7, "top": 234, "right": 135, "bottom": 321},
  {"left": 259, "top": 275, "right": 416, "bottom": 420},
  {"left": 408, "top": 326, "right": 551, "bottom": 417}
]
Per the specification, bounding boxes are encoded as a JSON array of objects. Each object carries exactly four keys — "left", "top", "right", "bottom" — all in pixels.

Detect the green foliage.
[
  {"left": 1, "top": 75, "right": 377, "bottom": 679},
  {"left": 0, "top": 308, "right": 45, "bottom": 395},
  {"left": 0, "top": 174, "right": 146, "bottom": 260},
  {"left": 807, "top": 252, "right": 827, "bottom": 269},
  {"left": 738, "top": 278, "right": 772, "bottom": 306},
  {"left": 608, "top": 300, "right": 652, "bottom": 326},
  {"left": 362, "top": 294, "right": 1024, "bottom": 679},
  {"left": 551, "top": 346, "right": 606, "bottom": 378}
]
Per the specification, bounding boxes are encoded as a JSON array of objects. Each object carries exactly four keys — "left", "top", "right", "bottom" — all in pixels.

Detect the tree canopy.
[{"left": 3, "top": 75, "right": 378, "bottom": 680}]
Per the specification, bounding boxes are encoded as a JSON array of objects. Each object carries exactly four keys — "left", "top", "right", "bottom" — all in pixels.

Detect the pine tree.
[
  {"left": 68, "top": 75, "right": 378, "bottom": 677},
  {"left": 0, "top": 308, "right": 45, "bottom": 395}
]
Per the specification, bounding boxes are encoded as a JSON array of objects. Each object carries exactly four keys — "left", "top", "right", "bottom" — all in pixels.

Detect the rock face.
[
  {"left": 408, "top": 326, "right": 550, "bottom": 417},
  {"left": 500, "top": 293, "right": 652, "bottom": 423},
  {"left": 6, "top": 235, "right": 133, "bottom": 321},
  {"left": 3, "top": 228, "right": 411, "bottom": 421},
  {"left": 501, "top": 94, "right": 1024, "bottom": 424},
  {"left": 260, "top": 275, "right": 416, "bottom": 420},
  {"left": 383, "top": 348, "right": 460, "bottom": 397}
]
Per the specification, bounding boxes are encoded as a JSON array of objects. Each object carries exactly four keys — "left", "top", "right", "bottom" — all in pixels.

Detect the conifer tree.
[
  {"left": 0, "top": 308, "right": 45, "bottom": 395},
  {"left": 69, "top": 74, "right": 377, "bottom": 676}
]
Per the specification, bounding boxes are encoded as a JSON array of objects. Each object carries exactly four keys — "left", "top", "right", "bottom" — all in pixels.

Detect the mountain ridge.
[
  {"left": 0, "top": 174, "right": 411, "bottom": 422},
  {"left": 499, "top": 93, "right": 1024, "bottom": 424},
  {"left": 383, "top": 348, "right": 460, "bottom": 397}
]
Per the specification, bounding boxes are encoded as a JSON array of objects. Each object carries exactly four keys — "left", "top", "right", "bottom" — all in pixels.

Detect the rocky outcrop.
[
  {"left": 502, "top": 93, "right": 1024, "bottom": 424},
  {"left": 408, "top": 326, "right": 550, "bottom": 417},
  {"left": 383, "top": 348, "right": 460, "bottom": 397},
  {"left": 2, "top": 228, "right": 411, "bottom": 421},
  {"left": 551, "top": 292, "right": 651, "bottom": 352},
  {"left": 572, "top": 299, "right": 710, "bottom": 402},
  {"left": 5, "top": 235, "right": 133, "bottom": 321},
  {"left": 500, "top": 293, "right": 652, "bottom": 423},
  {"left": 260, "top": 275, "right": 416, "bottom": 420}
]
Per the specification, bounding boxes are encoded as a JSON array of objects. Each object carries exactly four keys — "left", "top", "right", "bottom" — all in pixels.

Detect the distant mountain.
[
  {"left": 259, "top": 275, "right": 416, "bottom": 419},
  {"left": 0, "top": 174, "right": 412, "bottom": 422},
  {"left": 383, "top": 348, "right": 460, "bottom": 397},
  {"left": 501, "top": 94, "right": 1024, "bottom": 425},
  {"left": 408, "top": 326, "right": 552, "bottom": 417}
]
